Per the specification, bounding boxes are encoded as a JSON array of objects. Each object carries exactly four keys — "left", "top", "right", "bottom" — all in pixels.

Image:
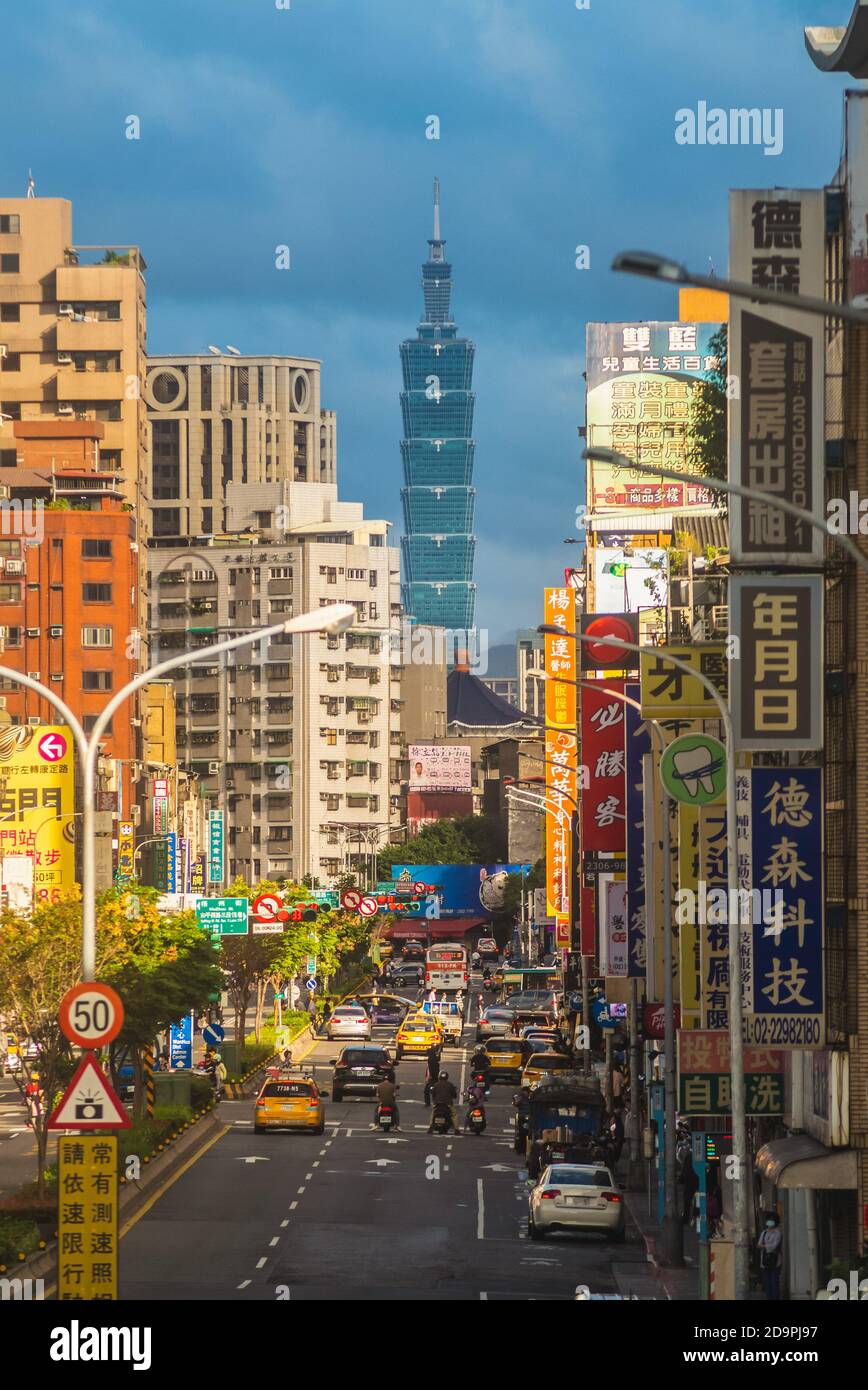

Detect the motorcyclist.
[
  {"left": 469, "top": 1044, "right": 491, "bottom": 1093},
  {"left": 428, "top": 1071, "right": 459, "bottom": 1134},
  {"left": 423, "top": 1042, "right": 441, "bottom": 1106},
  {"left": 464, "top": 1080, "right": 487, "bottom": 1131},
  {"left": 470, "top": 950, "right": 481, "bottom": 970},
  {"left": 372, "top": 1076, "right": 401, "bottom": 1130}
]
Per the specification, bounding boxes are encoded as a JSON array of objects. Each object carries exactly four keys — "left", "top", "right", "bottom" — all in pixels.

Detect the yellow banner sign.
[
  {"left": 640, "top": 644, "right": 728, "bottom": 718},
  {"left": 544, "top": 587, "right": 576, "bottom": 920},
  {"left": 0, "top": 724, "right": 76, "bottom": 904},
  {"left": 58, "top": 1134, "right": 118, "bottom": 1300}
]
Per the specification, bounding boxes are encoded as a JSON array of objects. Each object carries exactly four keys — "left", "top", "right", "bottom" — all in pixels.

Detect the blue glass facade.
[{"left": 400, "top": 181, "right": 476, "bottom": 632}]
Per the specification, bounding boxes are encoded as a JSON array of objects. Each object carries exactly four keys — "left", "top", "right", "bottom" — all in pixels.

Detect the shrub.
[
  {"left": 116, "top": 1105, "right": 194, "bottom": 1166},
  {"left": 0, "top": 1216, "right": 40, "bottom": 1265}
]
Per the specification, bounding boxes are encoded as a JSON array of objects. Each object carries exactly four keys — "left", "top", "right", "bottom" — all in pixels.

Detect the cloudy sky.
[{"left": 2, "top": 0, "right": 851, "bottom": 643}]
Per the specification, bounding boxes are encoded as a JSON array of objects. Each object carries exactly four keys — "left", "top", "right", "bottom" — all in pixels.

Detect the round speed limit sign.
[{"left": 59, "top": 982, "right": 125, "bottom": 1049}]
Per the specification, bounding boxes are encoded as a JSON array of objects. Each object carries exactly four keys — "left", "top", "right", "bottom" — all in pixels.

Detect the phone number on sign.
[{"left": 742, "top": 1015, "right": 823, "bottom": 1047}]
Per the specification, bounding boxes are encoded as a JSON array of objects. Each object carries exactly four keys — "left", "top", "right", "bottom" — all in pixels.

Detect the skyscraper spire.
[{"left": 433, "top": 177, "right": 441, "bottom": 241}]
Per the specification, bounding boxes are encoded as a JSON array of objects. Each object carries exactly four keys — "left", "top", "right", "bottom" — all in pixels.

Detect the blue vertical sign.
[
  {"left": 209, "top": 811, "right": 224, "bottom": 885},
  {"left": 169, "top": 1011, "right": 194, "bottom": 1068},
  {"left": 166, "top": 832, "right": 177, "bottom": 893},
  {"left": 744, "top": 768, "right": 824, "bottom": 1049},
  {"left": 624, "top": 683, "right": 650, "bottom": 978}
]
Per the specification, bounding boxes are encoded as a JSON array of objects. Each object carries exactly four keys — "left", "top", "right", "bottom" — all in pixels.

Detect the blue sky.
[{"left": 2, "top": 0, "right": 852, "bottom": 643}]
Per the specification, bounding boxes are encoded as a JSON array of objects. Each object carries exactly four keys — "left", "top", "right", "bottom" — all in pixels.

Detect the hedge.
[{"left": 0, "top": 1215, "right": 40, "bottom": 1266}]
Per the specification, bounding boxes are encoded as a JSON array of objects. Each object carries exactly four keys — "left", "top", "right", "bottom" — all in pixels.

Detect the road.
[{"left": 119, "top": 981, "right": 654, "bottom": 1301}]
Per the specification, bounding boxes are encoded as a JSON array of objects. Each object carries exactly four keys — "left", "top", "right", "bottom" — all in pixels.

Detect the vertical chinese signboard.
[
  {"left": 0, "top": 724, "right": 75, "bottom": 905},
  {"left": 58, "top": 1135, "right": 118, "bottom": 1300},
  {"left": 624, "top": 683, "right": 649, "bottom": 979},
  {"left": 678, "top": 803, "right": 702, "bottom": 1029},
  {"left": 730, "top": 575, "right": 822, "bottom": 751},
  {"left": 728, "top": 188, "right": 825, "bottom": 565},
  {"left": 209, "top": 809, "right": 224, "bottom": 885},
  {"left": 115, "top": 821, "right": 135, "bottom": 885},
  {"left": 543, "top": 587, "right": 577, "bottom": 940},
  {"left": 585, "top": 321, "right": 722, "bottom": 512},
  {"left": 739, "top": 767, "right": 824, "bottom": 1048},
  {"left": 698, "top": 803, "right": 730, "bottom": 1030},
  {"left": 602, "top": 879, "right": 628, "bottom": 977},
  {"left": 581, "top": 680, "right": 626, "bottom": 961}
]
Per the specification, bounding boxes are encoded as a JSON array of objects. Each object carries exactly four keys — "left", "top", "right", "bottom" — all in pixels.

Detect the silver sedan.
[
  {"left": 475, "top": 1006, "right": 516, "bottom": 1042},
  {"left": 528, "top": 1164, "right": 626, "bottom": 1242},
  {"left": 326, "top": 1006, "right": 372, "bottom": 1041}
]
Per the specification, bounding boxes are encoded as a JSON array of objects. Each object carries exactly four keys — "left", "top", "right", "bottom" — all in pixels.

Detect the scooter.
[
  {"left": 466, "top": 1105, "right": 486, "bottom": 1135},
  {"left": 377, "top": 1104, "right": 397, "bottom": 1133},
  {"left": 430, "top": 1103, "right": 453, "bottom": 1135}
]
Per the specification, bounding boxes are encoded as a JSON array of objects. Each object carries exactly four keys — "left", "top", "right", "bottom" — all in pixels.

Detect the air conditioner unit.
[
  {"left": 130, "top": 805, "right": 141, "bottom": 826},
  {"left": 27, "top": 716, "right": 41, "bottom": 727},
  {"left": 50, "top": 674, "right": 63, "bottom": 682},
  {"left": 26, "top": 670, "right": 40, "bottom": 679},
  {"left": 57, "top": 403, "right": 74, "bottom": 416},
  {"left": 208, "top": 761, "right": 220, "bottom": 773},
  {"left": 49, "top": 625, "right": 63, "bottom": 637},
  {"left": 26, "top": 629, "right": 40, "bottom": 638},
  {"left": 58, "top": 304, "right": 74, "bottom": 317},
  {"left": 0, "top": 345, "right": 7, "bottom": 359},
  {"left": 5, "top": 560, "right": 24, "bottom": 575},
  {"left": 57, "top": 353, "right": 73, "bottom": 365},
  {"left": 0, "top": 696, "right": 6, "bottom": 709},
  {"left": 0, "top": 485, "right": 9, "bottom": 500}
]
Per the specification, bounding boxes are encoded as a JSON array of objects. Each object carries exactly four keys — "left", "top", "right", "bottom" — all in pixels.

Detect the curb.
[{"left": 4, "top": 1105, "right": 225, "bottom": 1285}]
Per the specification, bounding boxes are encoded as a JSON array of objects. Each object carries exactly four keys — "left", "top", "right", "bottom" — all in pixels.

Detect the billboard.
[
  {"left": 592, "top": 547, "right": 668, "bottom": 613},
  {"left": 728, "top": 188, "right": 825, "bottom": 564},
  {"left": 738, "top": 768, "right": 824, "bottom": 1049},
  {"left": 0, "top": 724, "right": 76, "bottom": 905},
  {"left": 543, "top": 586, "right": 577, "bottom": 922},
  {"left": 408, "top": 744, "right": 472, "bottom": 793},
  {"left": 585, "top": 321, "right": 722, "bottom": 513},
  {"left": 640, "top": 643, "right": 728, "bottom": 719},
  {"left": 730, "top": 575, "right": 823, "bottom": 751},
  {"left": 390, "top": 864, "right": 530, "bottom": 919},
  {"left": 624, "top": 683, "right": 649, "bottom": 979}
]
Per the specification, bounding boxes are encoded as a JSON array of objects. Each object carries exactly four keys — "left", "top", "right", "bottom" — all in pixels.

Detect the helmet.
[{"left": 439, "top": 1071, "right": 449, "bottom": 1080}]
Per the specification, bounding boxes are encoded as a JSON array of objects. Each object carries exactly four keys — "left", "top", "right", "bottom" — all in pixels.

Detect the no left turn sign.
[
  {"left": 358, "top": 896, "right": 378, "bottom": 917},
  {"left": 59, "top": 982, "right": 124, "bottom": 1049}
]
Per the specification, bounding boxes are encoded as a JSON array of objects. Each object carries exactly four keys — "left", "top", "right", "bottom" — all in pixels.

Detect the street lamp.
[
  {"left": 537, "top": 623, "right": 745, "bottom": 1284},
  {"left": 583, "top": 446, "right": 868, "bottom": 578},
  {"left": 610, "top": 248, "right": 868, "bottom": 327},
  {"left": 0, "top": 603, "right": 356, "bottom": 982}
]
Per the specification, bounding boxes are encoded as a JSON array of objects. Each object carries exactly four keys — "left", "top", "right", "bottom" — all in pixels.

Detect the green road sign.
[
  {"left": 660, "top": 733, "right": 727, "bottom": 807},
  {"left": 195, "top": 896, "right": 248, "bottom": 935}
]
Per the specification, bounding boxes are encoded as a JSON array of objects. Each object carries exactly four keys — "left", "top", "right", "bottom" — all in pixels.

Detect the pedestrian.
[
  {"left": 707, "top": 1174, "right": 723, "bottom": 1238},
  {"left": 681, "top": 1155, "right": 699, "bottom": 1225},
  {"left": 608, "top": 1104, "right": 625, "bottom": 1163},
  {"left": 757, "top": 1212, "right": 783, "bottom": 1300},
  {"left": 307, "top": 994, "right": 317, "bottom": 1027},
  {"left": 321, "top": 1000, "right": 332, "bottom": 1033},
  {"left": 611, "top": 1061, "right": 624, "bottom": 1101},
  {"left": 424, "top": 1043, "right": 441, "bottom": 1106}
]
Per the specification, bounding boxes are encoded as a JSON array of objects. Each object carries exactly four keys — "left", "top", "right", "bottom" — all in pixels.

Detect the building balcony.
[
  {"left": 55, "top": 369, "right": 127, "bottom": 402},
  {"left": 190, "top": 708, "right": 220, "bottom": 727},
  {"left": 267, "top": 580, "right": 294, "bottom": 596},
  {"left": 55, "top": 319, "right": 125, "bottom": 352},
  {"left": 266, "top": 709, "right": 293, "bottom": 726},
  {"left": 265, "top": 674, "right": 292, "bottom": 693}
]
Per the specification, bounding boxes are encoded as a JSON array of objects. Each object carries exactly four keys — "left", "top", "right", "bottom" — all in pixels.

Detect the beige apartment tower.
[{"left": 0, "top": 198, "right": 147, "bottom": 524}]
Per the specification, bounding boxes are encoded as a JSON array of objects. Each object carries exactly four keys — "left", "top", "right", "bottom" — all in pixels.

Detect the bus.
[{"left": 425, "top": 942, "right": 469, "bottom": 994}]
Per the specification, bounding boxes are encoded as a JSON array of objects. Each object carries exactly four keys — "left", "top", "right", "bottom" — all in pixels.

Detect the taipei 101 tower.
[{"left": 400, "top": 180, "right": 476, "bottom": 643}]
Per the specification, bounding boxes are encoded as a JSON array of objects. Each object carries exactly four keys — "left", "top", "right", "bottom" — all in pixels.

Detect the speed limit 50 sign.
[{"left": 59, "top": 982, "right": 124, "bottom": 1049}]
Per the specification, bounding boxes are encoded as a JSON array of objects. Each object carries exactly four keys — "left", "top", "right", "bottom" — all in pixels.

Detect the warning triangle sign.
[{"left": 47, "top": 1051, "right": 131, "bottom": 1130}]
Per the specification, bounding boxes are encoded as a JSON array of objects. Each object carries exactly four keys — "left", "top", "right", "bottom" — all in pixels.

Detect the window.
[
  {"left": 320, "top": 728, "right": 337, "bottom": 745},
  {"left": 269, "top": 567, "right": 292, "bottom": 580},
  {"left": 82, "top": 625, "right": 112, "bottom": 647},
  {"left": 0, "top": 215, "right": 20, "bottom": 234},
  {"left": 82, "top": 583, "right": 112, "bottom": 603},
  {"left": 0, "top": 402, "right": 20, "bottom": 420},
  {"left": 1, "top": 353, "right": 19, "bottom": 371},
  {"left": 0, "top": 540, "right": 19, "bottom": 557},
  {"left": 0, "top": 255, "right": 20, "bottom": 273},
  {"left": 82, "top": 671, "right": 113, "bottom": 691},
  {"left": 346, "top": 568, "right": 365, "bottom": 580},
  {"left": 81, "top": 539, "right": 112, "bottom": 559},
  {"left": 0, "top": 304, "right": 20, "bottom": 322},
  {"left": 0, "top": 583, "right": 21, "bottom": 603},
  {"left": 4, "top": 625, "right": 21, "bottom": 647},
  {"left": 83, "top": 715, "right": 113, "bottom": 734}
]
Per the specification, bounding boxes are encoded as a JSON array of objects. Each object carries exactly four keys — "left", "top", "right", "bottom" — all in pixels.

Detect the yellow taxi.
[
  {"left": 521, "top": 1052, "right": 575, "bottom": 1088},
  {"left": 482, "top": 1037, "right": 525, "bottom": 1084},
  {"left": 254, "top": 1076, "right": 325, "bottom": 1134},
  {"left": 395, "top": 1012, "right": 444, "bottom": 1059},
  {"left": 378, "top": 941, "right": 394, "bottom": 961}
]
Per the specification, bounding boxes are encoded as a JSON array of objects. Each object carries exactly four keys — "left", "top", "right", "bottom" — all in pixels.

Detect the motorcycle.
[
  {"left": 466, "top": 1104, "right": 486, "bottom": 1135},
  {"left": 470, "top": 1068, "right": 490, "bottom": 1096},
  {"left": 377, "top": 1104, "right": 397, "bottom": 1133},
  {"left": 430, "top": 1103, "right": 453, "bottom": 1135}
]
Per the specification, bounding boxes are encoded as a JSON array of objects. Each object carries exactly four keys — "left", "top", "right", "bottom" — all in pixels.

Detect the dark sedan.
[{"left": 330, "top": 1044, "right": 396, "bottom": 1101}]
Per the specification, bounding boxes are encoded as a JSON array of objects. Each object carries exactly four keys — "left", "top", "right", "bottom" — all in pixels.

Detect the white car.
[
  {"left": 528, "top": 1164, "right": 626, "bottom": 1242},
  {"left": 327, "top": 1006, "right": 372, "bottom": 1041},
  {"left": 477, "top": 938, "right": 499, "bottom": 961}
]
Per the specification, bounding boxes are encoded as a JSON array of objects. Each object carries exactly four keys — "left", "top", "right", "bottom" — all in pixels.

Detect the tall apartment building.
[
  {"left": 0, "top": 198, "right": 147, "bottom": 520},
  {"left": 144, "top": 354, "right": 336, "bottom": 539},
  {"left": 0, "top": 420, "right": 140, "bottom": 817},
  {"left": 400, "top": 180, "right": 476, "bottom": 635}
]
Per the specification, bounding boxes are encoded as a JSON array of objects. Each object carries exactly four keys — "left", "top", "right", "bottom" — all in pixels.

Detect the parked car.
[
  {"left": 327, "top": 1005, "right": 372, "bottom": 1041},
  {"left": 330, "top": 1044, "right": 395, "bottom": 1101},
  {"left": 528, "top": 1163, "right": 625, "bottom": 1241}
]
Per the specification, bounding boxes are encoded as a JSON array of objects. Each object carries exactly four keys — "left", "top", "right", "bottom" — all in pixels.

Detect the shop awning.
[{"left": 755, "top": 1135, "right": 857, "bottom": 1190}]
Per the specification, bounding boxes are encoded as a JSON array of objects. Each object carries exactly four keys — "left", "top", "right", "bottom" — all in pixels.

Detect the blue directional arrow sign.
[
  {"left": 202, "top": 1023, "right": 225, "bottom": 1047},
  {"left": 305, "top": 978, "right": 318, "bottom": 993}
]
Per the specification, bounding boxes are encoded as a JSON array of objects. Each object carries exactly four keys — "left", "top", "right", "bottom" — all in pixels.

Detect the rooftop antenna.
[{"left": 433, "top": 177, "right": 441, "bottom": 241}]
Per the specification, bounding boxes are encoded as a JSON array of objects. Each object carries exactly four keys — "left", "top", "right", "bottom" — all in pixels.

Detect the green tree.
[
  {"left": 686, "top": 323, "right": 728, "bottom": 514},
  {"left": 377, "top": 814, "right": 506, "bottom": 878}
]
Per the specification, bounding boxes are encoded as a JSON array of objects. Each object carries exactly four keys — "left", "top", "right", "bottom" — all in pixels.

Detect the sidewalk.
[{"left": 622, "top": 1183, "right": 701, "bottom": 1300}]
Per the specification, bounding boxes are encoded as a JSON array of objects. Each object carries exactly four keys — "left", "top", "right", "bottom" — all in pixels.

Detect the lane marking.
[
  {"left": 280, "top": 1219, "right": 289, "bottom": 1228},
  {"left": 119, "top": 1123, "right": 231, "bottom": 1239},
  {"left": 256, "top": 1257, "right": 267, "bottom": 1269},
  {"left": 270, "top": 1237, "right": 280, "bottom": 1247},
  {"left": 477, "top": 1178, "right": 485, "bottom": 1240},
  {"left": 238, "top": 1279, "right": 251, "bottom": 1290},
  {"left": 289, "top": 1200, "right": 298, "bottom": 1210},
  {"left": 305, "top": 1172, "right": 313, "bottom": 1180},
  {"left": 297, "top": 1186, "right": 306, "bottom": 1194},
  {"left": 479, "top": 1290, "right": 488, "bottom": 1300}
]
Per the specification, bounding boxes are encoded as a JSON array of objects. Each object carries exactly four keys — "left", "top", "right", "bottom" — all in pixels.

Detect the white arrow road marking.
[
  {"left": 237, "top": 1156, "right": 270, "bottom": 1164},
  {"left": 482, "top": 1164, "right": 518, "bottom": 1172},
  {"left": 366, "top": 1158, "right": 400, "bottom": 1166},
  {"left": 377, "top": 1137, "right": 407, "bottom": 1144}
]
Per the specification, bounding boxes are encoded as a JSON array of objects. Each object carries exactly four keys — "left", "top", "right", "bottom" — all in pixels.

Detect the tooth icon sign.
[{"left": 671, "top": 744, "right": 717, "bottom": 797}]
